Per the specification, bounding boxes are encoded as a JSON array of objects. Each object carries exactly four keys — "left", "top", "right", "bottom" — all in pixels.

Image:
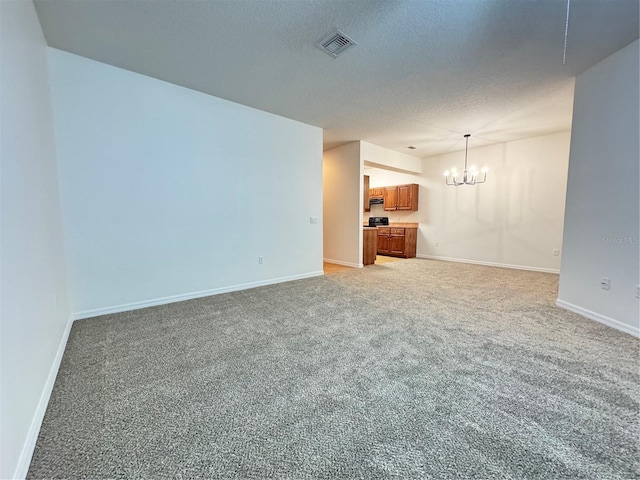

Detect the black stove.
[{"left": 368, "top": 217, "right": 389, "bottom": 227}]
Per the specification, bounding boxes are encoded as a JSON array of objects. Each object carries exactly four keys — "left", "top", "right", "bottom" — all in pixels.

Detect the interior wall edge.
[
  {"left": 12, "top": 315, "right": 74, "bottom": 480},
  {"left": 72, "top": 271, "right": 324, "bottom": 321},
  {"left": 416, "top": 254, "right": 560, "bottom": 274},
  {"left": 323, "top": 258, "right": 363, "bottom": 268},
  {"left": 555, "top": 299, "right": 639, "bottom": 337}
]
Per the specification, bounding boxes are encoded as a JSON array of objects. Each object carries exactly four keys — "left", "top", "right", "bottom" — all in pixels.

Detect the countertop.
[{"left": 363, "top": 222, "right": 419, "bottom": 228}]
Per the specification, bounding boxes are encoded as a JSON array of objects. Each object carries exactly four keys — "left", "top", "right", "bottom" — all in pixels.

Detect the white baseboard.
[
  {"left": 13, "top": 315, "right": 74, "bottom": 480},
  {"left": 555, "top": 299, "right": 639, "bottom": 337},
  {"left": 416, "top": 254, "right": 560, "bottom": 274},
  {"left": 323, "top": 258, "right": 363, "bottom": 268},
  {"left": 73, "top": 271, "right": 325, "bottom": 320}
]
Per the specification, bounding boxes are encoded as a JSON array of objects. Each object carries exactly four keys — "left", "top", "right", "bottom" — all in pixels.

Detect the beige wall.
[{"left": 323, "top": 142, "right": 363, "bottom": 267}]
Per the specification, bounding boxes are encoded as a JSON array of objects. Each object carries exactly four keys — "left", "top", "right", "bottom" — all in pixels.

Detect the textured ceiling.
[{"left": 34, "top": 0, "right": 639, "bottom": 158}]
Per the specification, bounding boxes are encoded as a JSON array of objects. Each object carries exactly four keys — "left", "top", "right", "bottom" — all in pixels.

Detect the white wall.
[
  {"left": 323, "top": 142, "right": 363, "bottom": 267},
  {"left": 420, "top": 132, "right": 570, "bottom": 272},
  {"left": 361, "top": 141, "right": 422, "bottom": 174},
  {"left": 0, "top": 2, "right": 72, "bottom": 478},
  {"left": 49, "top": 49, "right": 323, "bottom": 318},
  {"left": 558, "top": 40, "right": 639, "bottom": 336}
]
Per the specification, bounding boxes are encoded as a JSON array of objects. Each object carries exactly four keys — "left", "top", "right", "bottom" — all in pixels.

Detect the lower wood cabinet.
[
  {"left": 377, "top": 227, "right": 417, "bottom": 258},
  {"left": 363, "top": 228, "right": 377, "bottom": 265}
]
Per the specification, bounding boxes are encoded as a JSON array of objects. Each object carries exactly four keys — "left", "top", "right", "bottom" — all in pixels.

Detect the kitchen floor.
[{"left": 324, "top": 255, "right": 401, "bottom": 275}]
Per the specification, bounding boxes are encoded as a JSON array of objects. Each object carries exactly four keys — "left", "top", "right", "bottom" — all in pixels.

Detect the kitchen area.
[
  {"left": 362, "top": 176, "right": 420, "bottom": 266},
  {"left": 323, "top": 140, "right": 423, "bottom": 270}
]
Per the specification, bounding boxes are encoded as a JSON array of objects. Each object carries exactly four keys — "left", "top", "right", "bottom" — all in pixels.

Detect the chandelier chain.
[{"left": 563, "top": 0, "right": 571, "bottom": 65}]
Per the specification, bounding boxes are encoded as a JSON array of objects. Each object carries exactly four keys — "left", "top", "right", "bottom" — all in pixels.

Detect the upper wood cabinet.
[
  {"left": 397, "top": 184, "right": 418, "bottom": 210},
  {"left": 364, "top": 175, "right": 370, "bottom": 212},
  {"left": 383, "top": 183, "right": 419, "bottom": 211},
  {"left": 369, "top": 187, "right": 384, "bottom": 199},
  {"left": 383, "top": 187, "right": 397, "bottom": 211}
]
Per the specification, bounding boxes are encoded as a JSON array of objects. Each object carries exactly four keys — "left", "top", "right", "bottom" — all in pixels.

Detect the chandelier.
[{"left": 444, "top": 134, "right": 488, "bottom": 186}]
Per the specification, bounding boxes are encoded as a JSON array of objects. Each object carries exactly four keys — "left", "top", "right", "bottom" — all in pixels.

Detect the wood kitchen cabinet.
[
  {"left": 363, "top": 227, "right": 377, "bottom": 265},
  {"left": 376, "top": 226, "right": 417, "bottom": 258},
  {"left": 383, "top": 184, "right": 419, "bottom": 211},
  {"left": 383, "top": 187, "right": 397, "bottom": 211},
  {"left": 377, "top": 227, "right": 391, "bottom": 254},
  {"left": 369, "top": 187, "right": 384, "bottom": 199},
  {"left": 397, "top": 184, "right": 418, "bottom": 210},
  {"left": 364, "top": 175, "right": 370, "bottom": 212}
]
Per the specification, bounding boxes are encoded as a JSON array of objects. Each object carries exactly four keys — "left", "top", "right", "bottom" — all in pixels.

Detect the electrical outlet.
[
  {"left": 600, "top": 278, "right": 610, "bottom": 290},
  {"left": 636, "top": 285, "right": 640, "bottom": 298},
  {"left": 435, "top": 241, "right": 439, "bottom": 247},
  {"left": 553, "top": 249, "right": 559, "bottom": 256},
  {"left": 309, "top": 216, "right": 318, "bottom": 224},
  {"left": 258, "top": 256, "right": 263, "bottom": 264}
]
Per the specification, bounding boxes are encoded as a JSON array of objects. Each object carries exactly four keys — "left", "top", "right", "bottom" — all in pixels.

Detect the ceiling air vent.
[{"left": 316, "top": 29, "right": 357, "bottom": 58}]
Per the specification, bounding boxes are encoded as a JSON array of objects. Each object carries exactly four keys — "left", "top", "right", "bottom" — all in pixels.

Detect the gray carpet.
[{"left": 28, "top": 259, "right": 639, "bottom": 479}]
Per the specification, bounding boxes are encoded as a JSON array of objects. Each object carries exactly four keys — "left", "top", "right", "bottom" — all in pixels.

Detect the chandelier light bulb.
[{"left": 443, "top": 170, "right": 450, "bottom": 177}]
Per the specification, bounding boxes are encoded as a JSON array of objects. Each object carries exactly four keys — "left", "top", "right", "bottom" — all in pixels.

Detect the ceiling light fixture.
[{"left": 443, "top": 134, "right": 488, "bottom": 186}]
